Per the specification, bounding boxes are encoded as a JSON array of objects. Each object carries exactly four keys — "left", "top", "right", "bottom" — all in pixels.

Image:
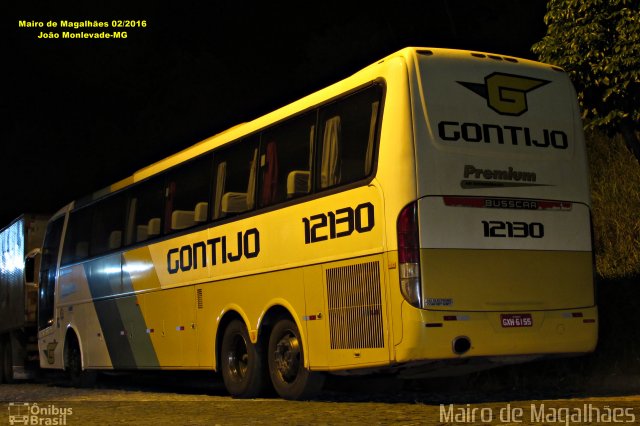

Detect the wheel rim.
[
  {"left": 227, "top": 334, "right": 249, "bottom": 381},
  {"left": 274, "top": 330, "right": 300, "bottom": 384}
]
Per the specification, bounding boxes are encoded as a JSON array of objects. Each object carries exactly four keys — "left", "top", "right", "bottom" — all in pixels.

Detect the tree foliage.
[{"left": 532, "top": 0, "right": 640, "bottom": 161}]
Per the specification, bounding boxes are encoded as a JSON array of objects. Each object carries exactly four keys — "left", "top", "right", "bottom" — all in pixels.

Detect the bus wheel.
[
  {"left": 268, "top": 318, "right": 324, "bottom": 400},
  {"left": 66, "top": 337, "right": 96, "bottom": 388},
  {"left": 220, "top": 319, "right": 266, "bottom": 398}
]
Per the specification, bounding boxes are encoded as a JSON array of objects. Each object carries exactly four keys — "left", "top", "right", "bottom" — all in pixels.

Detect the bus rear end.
[{"left": 396, "top": 49, "right": 596, "bottom": 367}]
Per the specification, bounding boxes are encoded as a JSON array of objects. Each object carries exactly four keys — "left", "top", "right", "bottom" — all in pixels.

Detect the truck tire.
[{"left": 2, "top": 338, "right": 14, "bottom": 383}]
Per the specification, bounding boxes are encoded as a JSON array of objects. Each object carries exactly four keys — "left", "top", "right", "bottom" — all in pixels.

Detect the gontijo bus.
[{"left": 37, "top": 47, "right": 597, "bottom": 399}]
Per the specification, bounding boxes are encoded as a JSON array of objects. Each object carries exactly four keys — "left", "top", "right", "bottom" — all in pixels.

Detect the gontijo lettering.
[
  {"left": 438, "top": 121, "right": 568, "bottom": 149},
  {"left": 167, "top": 228, "right": 260, "bottom": 274}
]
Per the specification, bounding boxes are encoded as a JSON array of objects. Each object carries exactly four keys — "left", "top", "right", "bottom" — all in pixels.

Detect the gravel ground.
[{"left": 1, "top": 373, "right": 639, "bottom": 425}]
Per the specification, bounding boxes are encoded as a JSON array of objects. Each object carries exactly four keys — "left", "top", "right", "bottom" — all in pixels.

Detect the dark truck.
[{"left": 0, "top": 214, "right": 49, "bottom": 382}]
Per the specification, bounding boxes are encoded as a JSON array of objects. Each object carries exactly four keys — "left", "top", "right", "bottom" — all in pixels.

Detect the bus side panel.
[
  {"left": 55, "top": 264, "right": 112, "bottom": 370},
  {"left": 57, "top": 256, "right": 164, "bottom": 370},
  {"left": 123, "top": 248, "right": 199, "bottom": 368},
  {"left": 303, "top": 264, "right": 329, "bottom": 369},
  {"left": 196, "top": 267, "right": 307, "bottom": 371},
  {"left": 73, "top": 301, "right": 112, "bottom": 368},
  {"left": 200, "top": 185, "right": 389, "bottom": 370},
  {"left": 148, "top": 187, "right": 386, "bottom": 288},
  {"left": 60, "top": 256, "right": 200, "bottom": 370},
  {"left": 141, "top": 286, "right": 196, "bottom": 367},
  {"left": 193, "top": 254, "right": 391, "bottom": 371}
]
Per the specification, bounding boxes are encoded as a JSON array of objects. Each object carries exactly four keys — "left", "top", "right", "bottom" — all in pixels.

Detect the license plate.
[{"left": 500, "top": 313, "right": 533, "bottom": 328}]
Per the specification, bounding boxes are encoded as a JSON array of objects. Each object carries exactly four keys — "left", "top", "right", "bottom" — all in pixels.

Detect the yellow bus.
[{"left": 37, "top": 47, "right": 597, "bottom": 400}]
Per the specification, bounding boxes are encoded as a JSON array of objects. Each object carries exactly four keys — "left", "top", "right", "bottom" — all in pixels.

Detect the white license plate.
[{"left": 500, "top": 313, "right": 533, "bottom": 328}]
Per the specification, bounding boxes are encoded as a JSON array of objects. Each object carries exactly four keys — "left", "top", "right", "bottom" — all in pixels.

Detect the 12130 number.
[
  {"left": 302, "top": 203, "right": 375, "bottom": 244},
  {"left": 482, "top": 220, "right": 544, "bottom": 238}
]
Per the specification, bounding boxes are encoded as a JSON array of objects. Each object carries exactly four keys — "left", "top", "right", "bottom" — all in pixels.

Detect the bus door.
[{"left": 37, "top": 215, "right": 66, "bottom": 369}]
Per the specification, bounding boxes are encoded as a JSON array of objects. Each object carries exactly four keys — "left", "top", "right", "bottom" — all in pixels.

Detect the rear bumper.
[{"left": 395, "top": 303, "right": 598, "bottom": 362}]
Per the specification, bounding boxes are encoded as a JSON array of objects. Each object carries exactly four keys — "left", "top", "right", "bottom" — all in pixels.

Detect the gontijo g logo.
[
  {"left": 458, "top": 72, "right": 550, "bottom": 116},
  {"left": 437, "top": 72, "right": 568, "bottom": 150}
]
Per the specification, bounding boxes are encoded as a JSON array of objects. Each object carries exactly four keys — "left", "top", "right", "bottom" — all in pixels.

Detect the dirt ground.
[{"left": 2, "top": 372, "right": 639, "bottom": 425}]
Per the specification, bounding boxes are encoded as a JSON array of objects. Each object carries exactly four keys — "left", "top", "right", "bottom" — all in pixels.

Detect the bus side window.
[
  {"left": 320, "top": 116, "right": 341, "bottom": 188},
  {"left": 124, "top": 177, "right": 165, "bottom": 245},
  {"left": 317, "top": 85, "right": 383, "bottom": 190},
  {"left": 213, "top": 135, "right": 259, "bottom": 218},
  {"left": 164, "top": 154, "right": 213, "bottom": 233},
  {"left": 259, "top": 112, "right": 315, "bottom": 207},
  {"left": 213, "top": 161, "right": 227, "bottom": 220},
  {"left": 286, "top": 126, "right": 314, "bottom": 198},
  {"left": 61, "top": 207, "right": 93, "bottom": 265},
  {"left": 91, "top": 193, "right": 127, "bottom": 255}
]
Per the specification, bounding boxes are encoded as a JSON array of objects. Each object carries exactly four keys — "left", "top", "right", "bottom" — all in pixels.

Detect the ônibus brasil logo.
[{"left": 7, "top": 402, "right": 73, "bottom": 425}]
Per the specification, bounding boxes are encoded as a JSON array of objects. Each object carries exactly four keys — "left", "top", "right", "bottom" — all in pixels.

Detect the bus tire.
[
  {"left": 66, "top": 336, "right": 96, "bottom": 388},
  {"left": 220, "top": 319, "right": 266, "bottom": 398},
  {"left": 268, "top": 318, "right": 324, "bottom": 400}
]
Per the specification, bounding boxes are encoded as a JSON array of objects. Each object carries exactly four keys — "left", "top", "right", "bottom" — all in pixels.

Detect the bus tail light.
[{"left": 397, "top": 202, "right": 422, "bottom": 308}]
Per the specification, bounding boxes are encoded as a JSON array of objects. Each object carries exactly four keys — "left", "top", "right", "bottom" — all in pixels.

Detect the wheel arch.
[
  {"left": 63, "top": 325, "right": 84, "bottom": 371},
  {"left": 258, "top": 302, "right": 309, "bottom": 369},
  {"left": 214, "top": 301, "right": 309, "bottom": 372},
  {"left": 214, "top": 308, "right": 249, "bottom": 372}
]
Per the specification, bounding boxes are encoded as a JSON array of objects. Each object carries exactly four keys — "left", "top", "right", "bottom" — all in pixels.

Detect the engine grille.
[{"left": 326, "top": 261, "right": 384, "bottom": 349}]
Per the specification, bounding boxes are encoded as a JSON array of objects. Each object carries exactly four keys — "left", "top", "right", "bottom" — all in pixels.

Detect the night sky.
[{"left": 2, "top": 0, "right": 548, "bottom": 227}]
